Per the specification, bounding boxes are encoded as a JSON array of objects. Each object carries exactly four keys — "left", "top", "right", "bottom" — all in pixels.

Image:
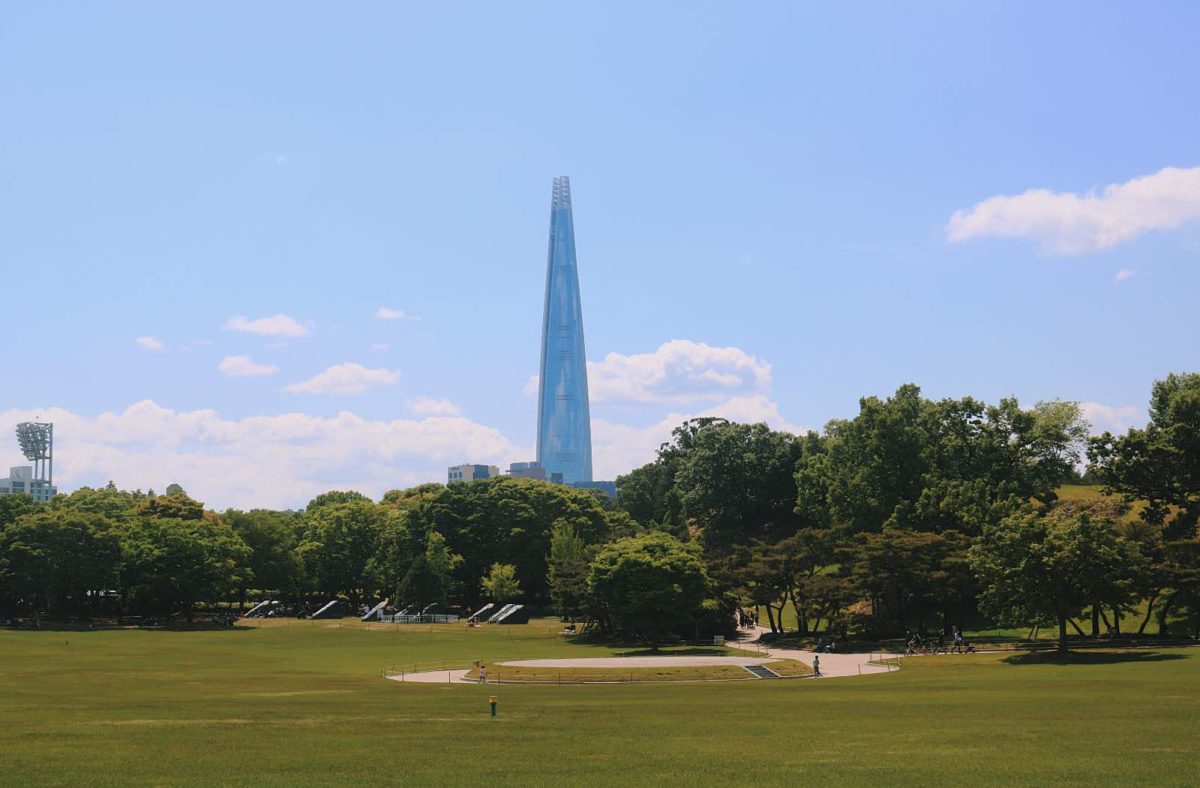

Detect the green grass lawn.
[{"left": 2, "top": 619, "right": 1197, "bottom": 785}]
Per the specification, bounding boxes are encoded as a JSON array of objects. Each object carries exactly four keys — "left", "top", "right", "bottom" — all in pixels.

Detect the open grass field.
[{"left": 2, "top": 619, "right": 1198, "bottom": 786}]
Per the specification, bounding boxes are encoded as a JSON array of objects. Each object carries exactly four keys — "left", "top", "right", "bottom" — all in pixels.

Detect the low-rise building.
[
  {"left": 447, "top": 463, "right": 500, "bottom": 484},
  {"left": 0, "top": 465, "right": 57, "bottom": 502}
]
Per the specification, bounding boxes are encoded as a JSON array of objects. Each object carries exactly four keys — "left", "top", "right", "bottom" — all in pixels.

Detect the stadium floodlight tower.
[{"left": 16, "top": 421, "right": 53, "bottom": 490}]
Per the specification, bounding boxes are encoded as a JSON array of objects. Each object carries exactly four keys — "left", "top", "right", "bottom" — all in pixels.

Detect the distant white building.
[
  {"left": 447, "top": 463, "right": 500, "bottom": 484},
  {"left": 0, "top": 466, "right": 57, "bottom": 503}
]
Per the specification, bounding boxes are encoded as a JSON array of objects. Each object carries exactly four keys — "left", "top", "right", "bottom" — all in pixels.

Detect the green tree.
[
  {"left": 673, "top": 421, "right": 804, "bottom": 552},
  {"left": 845, "top": 528, "right": 975, "bottom": 633},
  {"left": 970, "top": 510, "right": 1145, "bottom": 653},
  {"left": 587, "top": 531, "right": 713, "bottom": 647},
  {"left": 1089, "top": 373, "right": 1200, "bottom": 631},
  {"left": 403, "top": 477, "right": 612, "bottom": 606},
  {"left": 135, "top": 492, "right": 205, "bottom": 521},
  {"left": 224, "top": 509, "right": 305, "bottom": 606},
  {"left": 0, "top": 494, "right": 42, "bottom": 530},
  {"left": 0, "top": 510, "right": 122, "bottom": 612},
  {"left": 398, "top": 530, "right": 461, "bottom": 609},
  {"left": 1089, "top": 373, "right": 1200, "bottom": 538},
  {"left": 547, "top": 520, "right": 591, "bottom": 617},
  {"left": 121, "top": 517, "right": 250, "bottom": 620},
  {"left": 381, "top": 483, "right": 445, "bottom": 510},
  {"left": 305, "top": 490, "right": 372, "bottom": 511},
  {"left": 51, "top": 483, "right": 148, "bottom": 523},
  {"left": 481, "top": 562, "right": 523, "bottom": 603},
  {"left": 615, "top": 461, "right": 681, "bottom": 530},
  {"left": 799, "top": 386, "right": 1085, "bottom": 537},
  {"left": 297, "top": 500, "right": 390, "bottom": 605}
]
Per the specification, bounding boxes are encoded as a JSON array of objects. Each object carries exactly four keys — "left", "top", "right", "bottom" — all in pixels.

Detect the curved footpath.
[
  {"left": 387, "top": 626, "right": 899, "bottom": 684},
  {"left": 737, "top": 625, "right": 900, "bottom": 678}
]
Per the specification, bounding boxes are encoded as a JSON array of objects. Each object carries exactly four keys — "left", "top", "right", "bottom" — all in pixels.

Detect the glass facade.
[{"left": 536, "top": 176, "right": 593, "bottom": 484}]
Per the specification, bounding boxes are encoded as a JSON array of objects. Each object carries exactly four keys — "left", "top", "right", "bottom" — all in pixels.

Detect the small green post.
[{"left": 489, "top": 695, "right": 498, "bottom": 719}]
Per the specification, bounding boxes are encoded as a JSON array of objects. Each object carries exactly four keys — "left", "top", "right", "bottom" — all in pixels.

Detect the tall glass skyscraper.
[{"left": 536, "top": 176, "right": 593, "bottom": 484}]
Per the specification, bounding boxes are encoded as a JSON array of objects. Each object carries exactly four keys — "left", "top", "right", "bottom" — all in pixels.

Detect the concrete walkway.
[
  {"left": 386, "top": 655, "right": 779, "bottom": 684},
  {"left": 385, "top": 627, "right": 900, "bottom": 684},
  {"left": 731, "top": 625, "right": 900, "bottom": 678},
  {"left": 501, "top": 656, "right": 780, "bottom": 668}
]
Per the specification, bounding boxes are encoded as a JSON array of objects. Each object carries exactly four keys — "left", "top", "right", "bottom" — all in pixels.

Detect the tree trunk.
[
  {"left": 1111, "top": 606, "right": 1121, "bottom": 636},
  {"left": 1137, "top": 591, "right": 1159, "bottom": 635},
  {"left": 1057, "top": 614, "right": 1069, "bottom": 654},
  {"left": 1068, "top": 617, "right": 1087, "bottom": 638},
  {"left": 1157, "top": 590, "right": 1179, "bottom": 636},
  {"left": 765, "top": 605, "right": 777, "bottom": 634},
  {"left": 1090, "top": 605, "right": 1100, "bottom": 637}
]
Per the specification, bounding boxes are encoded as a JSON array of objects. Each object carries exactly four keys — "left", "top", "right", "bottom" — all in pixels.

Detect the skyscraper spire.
[{"left": 536, "top": 176, "right": 593, "bottom": 484}]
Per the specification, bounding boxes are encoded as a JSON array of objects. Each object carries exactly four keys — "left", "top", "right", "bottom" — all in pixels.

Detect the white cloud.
[
  {"left": 217, "top": 355, "right": 279, "bottom": 377},
  {"left": 224, "top": 314, "right": 309, "bottom": 337},
  {"left": 135, "top": 336, "right": 165, "bottom": 351},
  {"left": 592, "top": 394, "right": 807, "bottom": 480},
  {"left": 946, "top": 165, "right": 1200, "bottom": 255},
  {"left": 586, "top": 339, "right": 771, "bottom": 405},
  {"left": 1080, "top": 402, "right": 1145, "bottom": 435},
  {"left": 376, "top": 307, "right": 420, "bottom": 321},
  {"left": 405, "top": 397, "right": 461, "bottom": 417},
  {"left": 284, "top": 363, "right": 400, "bottom": 395},
  {"left": 1114, "top": 268, "right": 1136, "bottom": 283},
  {"left": 0, "top": 401, "right": 522, "bottom": 510}
]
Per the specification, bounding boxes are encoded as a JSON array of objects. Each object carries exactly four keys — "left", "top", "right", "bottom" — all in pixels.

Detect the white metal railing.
[{"left": 377, "top": 614, "right": 460, "bottom": 624}]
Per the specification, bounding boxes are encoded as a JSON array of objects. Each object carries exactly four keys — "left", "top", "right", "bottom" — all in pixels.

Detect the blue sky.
[{"left": 2, "top": 3, "right": 1198, "bottom": 508}]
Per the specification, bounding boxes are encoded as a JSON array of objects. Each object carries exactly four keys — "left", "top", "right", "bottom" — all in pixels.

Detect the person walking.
[
  {"left": 478, "top": 664, "right": 487, "bottom": 684},
  {"left": 813, "top": 654, "right": 821, "bottom": 677}
]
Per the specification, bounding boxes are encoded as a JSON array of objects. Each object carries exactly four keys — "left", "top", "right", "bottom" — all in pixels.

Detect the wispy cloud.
[
  {"left": 946, "top": 166, "right": 1200, "bottom": 255},
  {"left": 1114, "top": 268, "right": 1136, "bottom": 283},
  {"left": 376, "top": 306, "right": 420, "bottom": 321},
  {"left": 225, "top": 314, "right": 309, "bottom": 337},
  {"left": 135, "top": 336, "right": 165, "bottom": 351},
  {"left": 218, "top": 355, "right": 279, "bottom": 377},
  {"left": 285, "top": 363, "right": 399, "bottom": 395}
]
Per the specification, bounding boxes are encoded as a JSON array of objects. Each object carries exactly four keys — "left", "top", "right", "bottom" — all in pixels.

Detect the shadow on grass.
[
  {"left": 4, "top": 623, "right": 258, "bottom": 634},
  {"left": 1003, "top": 650, "right": 1187, "bottom": 666},
  {"left": 559, "top": 635, "right": 737, "bottom": 658},
  {"left": 615, "top": 646, "right": 732, "bottom": 657}
]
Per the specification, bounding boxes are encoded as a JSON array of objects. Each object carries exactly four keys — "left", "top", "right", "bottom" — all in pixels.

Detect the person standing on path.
[
  {"left": 479, "top": 665, "right": 487, "bottom": 684},
  {"left": 813, "top": 655, "right": 821, "bottom": 677}
]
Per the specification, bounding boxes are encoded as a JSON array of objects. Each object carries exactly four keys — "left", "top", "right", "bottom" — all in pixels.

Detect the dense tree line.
[
  {"left": 2, "top": 373, "right": 1197, "bottom": 650},
  {"left": 614, "top": 375, "right": 1200, "bottom": 651},
  {"left": 0, "top": 477, "right": 654, "bottom": 627}
]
